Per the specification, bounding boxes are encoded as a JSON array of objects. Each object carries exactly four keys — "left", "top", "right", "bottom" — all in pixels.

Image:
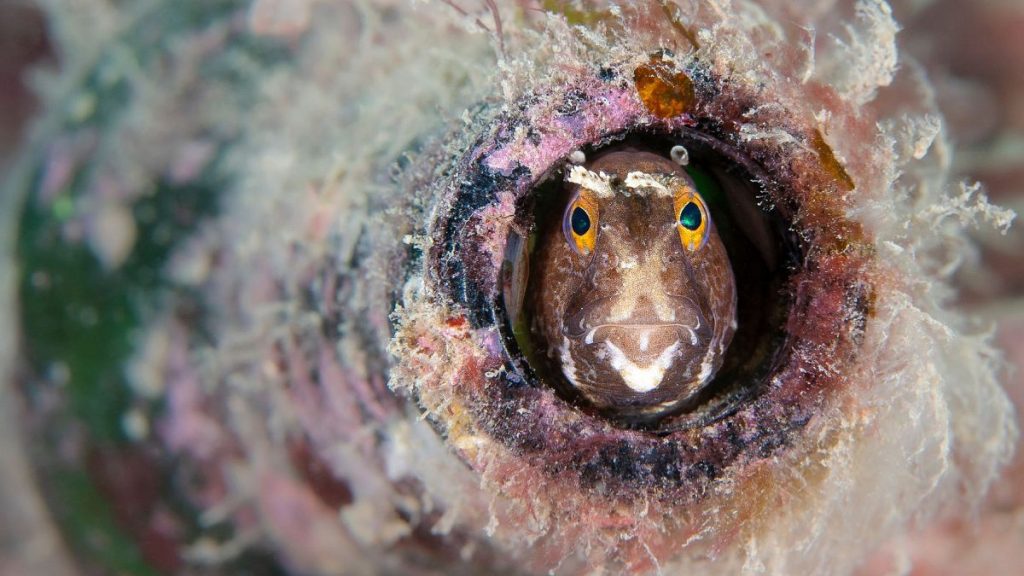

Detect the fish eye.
[
  {"left": 562, "top": 191, "right": 599, "bottom": 255},
  {"left": 674, "top": 188, "right": 710, "bottom": 250}
]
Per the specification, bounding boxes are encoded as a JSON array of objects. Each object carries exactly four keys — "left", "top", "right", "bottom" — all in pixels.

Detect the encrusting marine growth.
[{"left": 7, "top": 1, "right": 1017, "bottom": 574}]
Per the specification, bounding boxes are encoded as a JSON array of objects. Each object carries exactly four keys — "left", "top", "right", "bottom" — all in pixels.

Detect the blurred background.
[{"left": 1, "top": 0, "right": 1022, "bottom": 574}]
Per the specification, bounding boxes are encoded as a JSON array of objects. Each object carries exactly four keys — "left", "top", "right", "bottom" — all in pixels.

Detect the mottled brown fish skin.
[{"left": 530, "top": 150, "right": 737, "bottom": 420}]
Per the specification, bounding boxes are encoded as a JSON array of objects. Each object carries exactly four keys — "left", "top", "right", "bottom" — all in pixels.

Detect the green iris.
[{"left": 679, "top": 202, "right": 702, "bottom": 230}]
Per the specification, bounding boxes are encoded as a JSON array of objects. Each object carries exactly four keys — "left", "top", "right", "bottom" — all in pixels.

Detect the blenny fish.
[{"left": 528, "top": 149, "right": 737, "bottom": 421}]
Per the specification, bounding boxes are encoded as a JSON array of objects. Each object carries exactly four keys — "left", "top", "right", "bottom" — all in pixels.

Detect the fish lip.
[
  {"left": 579, "top": 322, "right": 697, "bottom": 338},
  {"left": 586, "top": 322, "right": 689, "bottom": 329}
]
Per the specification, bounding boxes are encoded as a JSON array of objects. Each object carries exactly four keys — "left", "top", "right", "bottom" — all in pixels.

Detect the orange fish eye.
[
  {"left": 563, "top": 190, "right": 599, "bottom": 255},
  {"left": 673, "top": 186, "right": 710, "bottom": 251}
]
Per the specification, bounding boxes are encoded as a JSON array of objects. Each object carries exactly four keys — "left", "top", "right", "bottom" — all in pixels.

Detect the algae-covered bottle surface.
[{"left": 2, "top": 1, "right": 1023, "bottom": 574}]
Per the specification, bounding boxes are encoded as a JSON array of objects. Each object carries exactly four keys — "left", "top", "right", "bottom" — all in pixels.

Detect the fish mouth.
[{"left": 562, "top": 295, "right": 711, "bottom": 347}]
